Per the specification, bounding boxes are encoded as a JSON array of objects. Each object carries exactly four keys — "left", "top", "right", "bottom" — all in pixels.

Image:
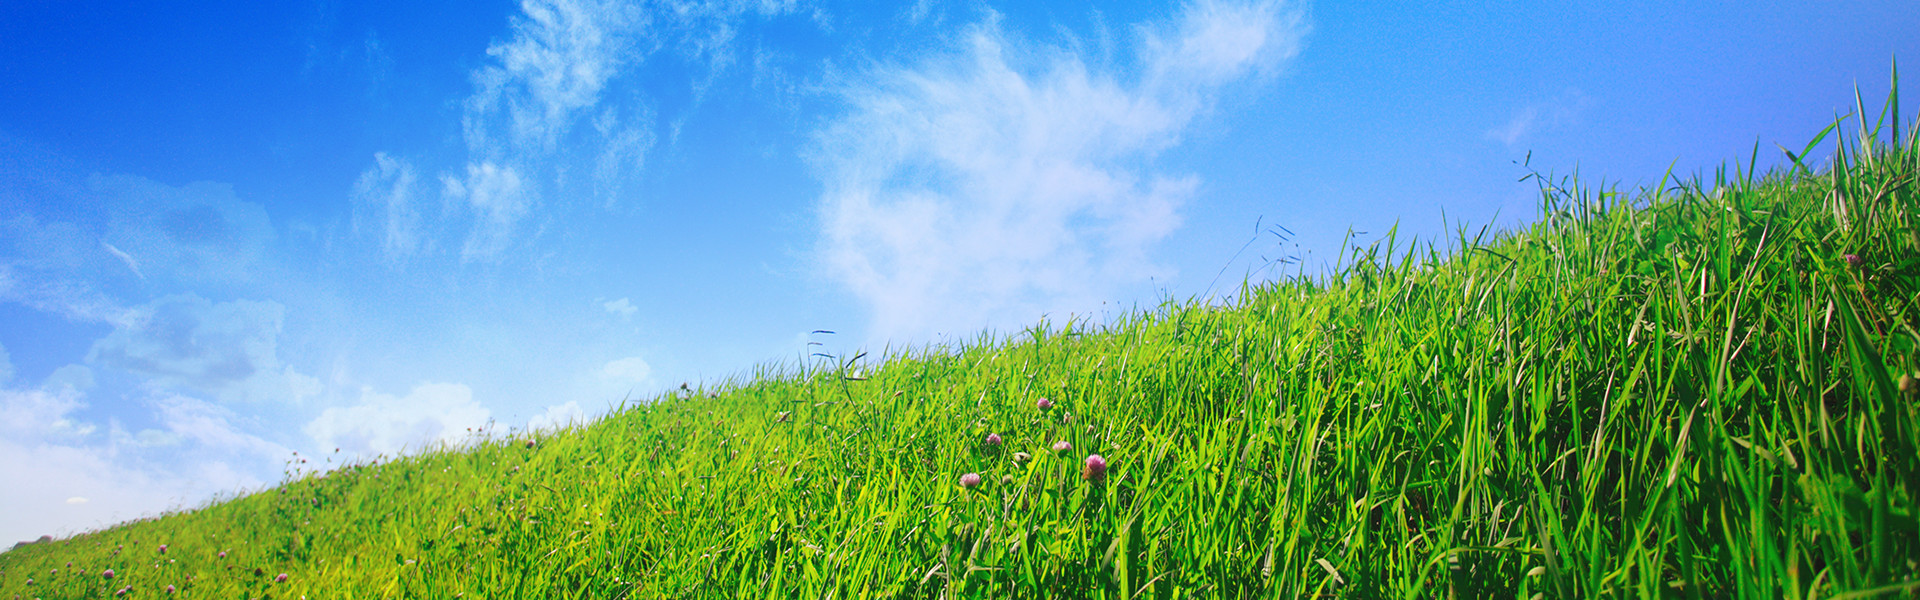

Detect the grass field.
[{"left": 3, "top": 81, "right": 1917, "bottom": 599}]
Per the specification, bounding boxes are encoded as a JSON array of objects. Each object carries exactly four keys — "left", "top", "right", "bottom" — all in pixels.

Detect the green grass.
[{"left": 5, "top": 83, "right": 1919, "bottom": 600}]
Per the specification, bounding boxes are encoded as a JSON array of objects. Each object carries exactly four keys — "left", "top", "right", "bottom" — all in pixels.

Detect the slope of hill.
[{"left": 3, "top": 87, "right": 1917, "bottom": 599}]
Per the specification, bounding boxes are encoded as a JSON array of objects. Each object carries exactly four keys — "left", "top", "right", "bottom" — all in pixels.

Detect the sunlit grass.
[{"left": 3, "top": 78, "right": 1917, "bottom": 599}]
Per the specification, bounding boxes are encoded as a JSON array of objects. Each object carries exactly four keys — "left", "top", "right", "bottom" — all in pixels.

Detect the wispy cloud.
[
  {"left": 1486, "top": 88, "right": 1591, "bottom": 147},
  {"left": 1, "top": 174, "right": 283, "bottom": 327},
  {"left": 429, "top": 0, "right": 802, "bottom": 261},
  {"left": 464, "top": 0, "right": 646, "bottom": 158},
  {"left": 101, "top": 242, "right": 144, "bottom": 280},
  {"left": 439, "top": 161, "right": 531, "bottom": 261},
  {"left": 97, "top": 174, "right": 277, "bottom": 285},
  {"left": 812, "top": 0, "right": 1307, "bottom": 343},
  {"left": 592, "top": 106, "right": 657, "bottom": 209},
  {"left": 1487, "top": 106, "right": 1541, "bottom": 146},
  {"left": 350, "top": 152, "right": 425, "bottom": 262}
]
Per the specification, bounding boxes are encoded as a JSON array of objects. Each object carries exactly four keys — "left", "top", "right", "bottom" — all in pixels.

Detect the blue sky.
[{"left": 1, "top": 0, "right": 1914, "bottom": 544}]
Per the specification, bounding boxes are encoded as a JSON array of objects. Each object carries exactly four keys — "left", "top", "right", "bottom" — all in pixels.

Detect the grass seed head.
[
  {"left": 1012, "top": 452, "right": 1031, "bottom": 465},
  {"left": 1900, "top": 372, "right": 1918, "bottom": 395},
  {"left": 1083, "top": 454, "right": 1107, "bottom": 482}
]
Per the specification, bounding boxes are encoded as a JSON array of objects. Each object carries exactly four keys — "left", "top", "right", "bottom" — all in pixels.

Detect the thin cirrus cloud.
[
  {"left": 1, "top": 174, "right": 280, "bottom": 328},
  {"left": 354, "top": 0, "right": 802, "bottom": 264},
  {"left": 349, "top": 152, "right": 425, "bottom": 261},
  {"left": 439, "top": 161, "right": 531, "bottom": 260},
  {"left": 1486, "top": 88, "right": 1592, "bottom": 147},
  {"left": 97, "top": 174, "right": 277, "bottom": 285},
  {"left": 811, "top": 0, "right": 1307, "bottom": 344},
  {"left": 0, "top": 214, "right": 135, "bottom": 327}
]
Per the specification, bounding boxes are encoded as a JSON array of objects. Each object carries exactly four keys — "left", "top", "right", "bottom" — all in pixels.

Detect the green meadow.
[{"left": 3, "top": 83, "right": 1917, "bottom": 599}]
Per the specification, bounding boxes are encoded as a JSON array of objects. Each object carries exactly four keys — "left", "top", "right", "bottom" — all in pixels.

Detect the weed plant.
[{"left": 2, "top": 80, "right": 1917, "bottom": 599}]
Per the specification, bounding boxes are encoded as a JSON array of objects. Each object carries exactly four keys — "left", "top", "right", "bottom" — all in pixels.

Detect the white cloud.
[
  {"left": 593, "top": 106, "right": 657, "bottom": 208},
  {"left": 1487, "top": 107, "right": 1539, "bottom": 146},
  {"left": 1140, "top": 0, "right": 1304, "bottom": 93},
  {"left": 1486, "top": 88, "right": 1591, "bottom": 147},
  {"left": 440, "top": 162, "right": 531, "bottom": 261},
  {"left": 147, "top": 394, "right": 287, "bottom": 457},
  {"left": 350, "top": 152, "right": 425, "bottom": 261},
  {"left": 43, "top": 364, "right": 95, "bottom": 394},
  {"left": 602, "top": 297, "right": 637, "bottom": 318},
  {"left": 0, "top": 386, "right": 93, "bottom": 441},
  {"left": 601, "top": 355, "right": 652, "bottom": 383},
  {"left": 0, "top": 386, "right": 287, "bottom": 547},
  {"left": 101, "top": 242, "right": 145, "bottom": 280},
  {"left": 465, "top": 0, "right": 646, "bottom": 157},
  {"left": 903, "top": 0, "right": 940, "bottom": 26},
  {"left": 96, "top": 174, "right": 277, "bottom": 285},
  {"left": 527, "top": 400, "right": 587, "bottom": 431},
  {"left": 86, "top": 294, "right": 320, "bottom": 405},
  {"left": 0, "top": 215, "right": 140, "bottom": 327},
  {"left": 812, "top": 0, "right": 1306, "bottom": 343},
  {"left": 425, "top": 0, "right": 804, "bottom": 260},
  {"left": 305, "top": 382, "right": 491, "bottom": 457}
]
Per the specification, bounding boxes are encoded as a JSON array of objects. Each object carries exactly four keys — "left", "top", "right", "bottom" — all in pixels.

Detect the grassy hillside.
[{"left": 4, "top": 90, "right": 1918, "bottom": 600}]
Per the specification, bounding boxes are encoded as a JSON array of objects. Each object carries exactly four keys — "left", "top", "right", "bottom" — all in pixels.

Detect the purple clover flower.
[
  {"left": 1082, "top": 454, "right": 1108, "bottom": 482},
  {"left": 1051, "top": 440, "right": 1072, "bottom": 455},
  {"left": 1036, "top": 398, "right": 1054, "bottom": 411},
  {"left": 959, "top": 473, "right": 983, "bottom": 489}
]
